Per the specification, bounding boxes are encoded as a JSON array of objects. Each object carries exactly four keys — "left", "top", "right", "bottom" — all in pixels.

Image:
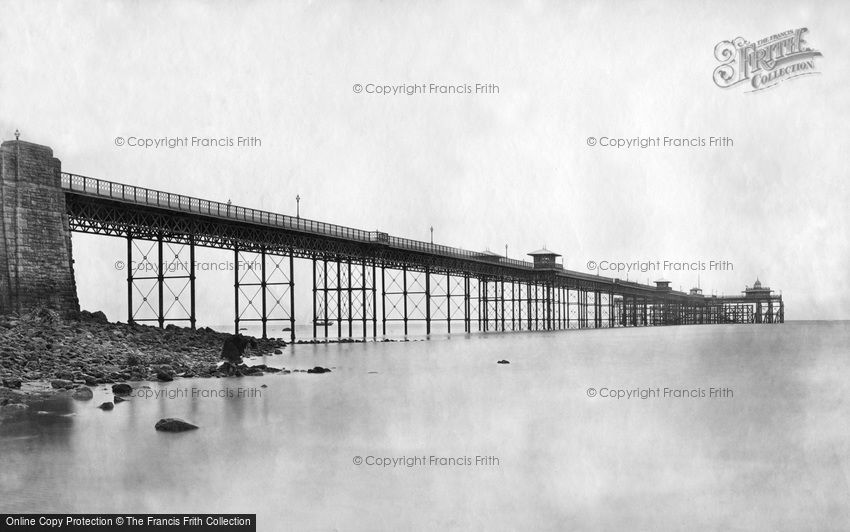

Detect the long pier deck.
[
  {"left": 60, "top": 171, "right": 784, "bottom": 339},
  {"left": 0, "top": 139, "right": 784, "bottom": 339}
]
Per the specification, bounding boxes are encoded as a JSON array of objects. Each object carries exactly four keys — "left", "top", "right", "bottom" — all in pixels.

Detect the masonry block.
[{"left": 0, "top": 140, "right": 79, "bottom": 315}]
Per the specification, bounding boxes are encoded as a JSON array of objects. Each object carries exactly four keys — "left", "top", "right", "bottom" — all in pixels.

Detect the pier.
[{"left": 0, "top": 138, "right": 784, "bottom": 340}]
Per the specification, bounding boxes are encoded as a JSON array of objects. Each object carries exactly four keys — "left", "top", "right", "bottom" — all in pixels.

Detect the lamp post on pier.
[
  {"left": 430, "top": 226, "right": 433, "bottom": 244},
  {"left": 296, "top": 195, "right": 300, "bottom": 218}
]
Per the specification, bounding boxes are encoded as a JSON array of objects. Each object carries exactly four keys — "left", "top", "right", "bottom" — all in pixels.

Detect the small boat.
[
  {"left": 313, "top": 320, "right": 334, "bottom": 326},
  {"left": 281, "top": 327, "right": 292, "bottom": 332}
]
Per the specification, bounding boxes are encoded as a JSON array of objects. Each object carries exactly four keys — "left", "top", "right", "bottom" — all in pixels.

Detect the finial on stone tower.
[{"left": 14, "top": 129, "right": 20, "bottom": 140}]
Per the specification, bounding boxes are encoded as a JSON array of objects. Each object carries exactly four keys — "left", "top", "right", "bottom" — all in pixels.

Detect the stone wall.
[{"left": 0, "top": 140, "right": 79, "bottom": 315}]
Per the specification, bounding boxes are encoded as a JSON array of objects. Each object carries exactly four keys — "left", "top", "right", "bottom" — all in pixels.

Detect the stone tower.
[{"left": 0, "top": 139, "right": 79, "bottom": 315}]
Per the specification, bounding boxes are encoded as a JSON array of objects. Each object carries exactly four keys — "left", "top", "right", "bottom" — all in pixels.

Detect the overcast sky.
[{"left": 1, "top": 0, "right": 847, "bottom": 321}]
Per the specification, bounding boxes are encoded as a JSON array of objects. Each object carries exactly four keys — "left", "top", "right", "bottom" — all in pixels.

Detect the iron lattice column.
[
  {"left": 446, "top": 271, "right": 452, "bottom": 334},
  {"left": 126, "top": 232, "right": 133, "bottom": 324},
  {"left": 402, "top": 265, "right": 408, "bottom": 336},
  {"left": 464, "top": 274, "right": 470, "bottom": 333},
  {"left": 189, "top": 236, "right": 196, "bottom": 330},
  {"left": 481, "top": 278, "right": 488, "bottom": 332},
  {"left": 500, "top": 279, "right": 506, "bottom": 332},
  {"left": 425, "top": 266, "right": 431, "bottom": 335},
  {"left": 290, "top": 253, "right": 295, "bottom": 341},
  {"left": 127, "top": 234, "right": 194, "bottom": 329},
  {"left": 233, "top": 247, "right": 239, "bottom": 334},
  {"left": 157, "top": 234, "right": 164, "bottom": 328},
  {"left": 312, "top": 257, "right": 317, "bottom": 339},
  {"left": 381, "top": 264, "right": 386, "bottom": 336},
  {"left": 324, "top": 258, "right": 330, "bottom": 337},
  {"left": 594, "top": 290, "right": 601, "bottom": 328}
]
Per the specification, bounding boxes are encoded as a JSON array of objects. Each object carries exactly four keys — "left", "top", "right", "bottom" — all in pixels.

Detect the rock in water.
[
  {"left": 307, "top": 366, "right": 332, "bottom": 374},
  {"left": 218, "top": 361, "right": 243, "bottom": 377},
  {"left": 113, "top": 395, "right": 127, "bottom": 403},
  {"left": 51, "top": 379, "right": 74, "bottom": 389},
  {"left": 221, "top": 334, "right": 250, "bottom": 364},
  {"left": 72, "top": 386, "right": 93, "bottom": 400},
  {"left": 98, "top": 402, "right": 114, "bottom": 410},
  {"left": 2, "top": 378, "right": 22, "bottom": 389},
  {"left": 497, "top": 360, "right": 510, "bottom": 364},
  {"left": 155, "top": 418, "right": 199, "bottom": 432},
  {"left": 112, "top": 383, "right": 132, "bottom": 395}
]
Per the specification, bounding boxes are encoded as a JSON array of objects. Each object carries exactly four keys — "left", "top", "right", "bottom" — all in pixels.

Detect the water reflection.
[{"left": 0, "top": 322, "right": 849, "bottom": 530}]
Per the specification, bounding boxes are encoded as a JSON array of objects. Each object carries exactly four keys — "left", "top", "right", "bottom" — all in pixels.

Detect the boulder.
[
  {"left": 112, "top": 383, "right": 133, "bottom": 395},
  {"left": 113, "top": 395, "right": 127, "bottom": 403},
  {"left": 72, "top": 386, "right": 94, "bottom": 400},
  {"left": 2, "top": 378, "right": 22, "bottom": 389},
  {"left": 155, "top": 418, "right": 199, "bottom": 432},
  {"left": 221, "top": 334, "right": 251, "bottom": 364},
  {"left": 97, "top": 402, "right": 114, "bottom": 410},
  {"left": 90, "top": 311, "right": 109, "bottom": 323},
  {"left": 219, "top": 361, "right": 243, "bottom": 377},
  {"left": 51, "top": 379, "right": 74, "bottom": 389},
  {"left": 307, "top": 366, "right": 332, "bottom": 374},
  {"left": 156, "top": 369, "right": 175, "bottom": 382}
]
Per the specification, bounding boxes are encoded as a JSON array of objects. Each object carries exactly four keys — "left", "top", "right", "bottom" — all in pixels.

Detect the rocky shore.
[{"left": 0, "top": 308, "right": 286, "bottom": 397}]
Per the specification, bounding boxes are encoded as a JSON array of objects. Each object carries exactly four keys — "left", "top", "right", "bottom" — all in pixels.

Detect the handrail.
[
  {"left": 59, "top": 172, "right": 723, "bottom": 298},
  {"left": 60, "top": 172, "right": 538, "bottom": 269}
]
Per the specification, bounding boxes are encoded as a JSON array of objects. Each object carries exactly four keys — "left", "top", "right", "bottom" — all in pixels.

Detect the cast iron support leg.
[
  {"left": 157, "top": 234, "right": 164, "bottom": 328},
  {"left": 189, "top": 236, "right": 196, "bottom": 330},
  {"left": 126, "top": 232, "right": 133, "bottom": 325},
  {"left": 381, "top": 265, "right": 386, "bottom": 336},
  {"left": 261, "top": 248, "right": 267, "bottom": 339},
  {"left": 289, "top": 252, "right": 295, "bottom": 342},
  {"left": 233, "top": 247, "right": 239, "bottom": 334},
  {"left": 425, "top": 266, "right": 431, "bottom": 335},
  {"left": 402, "top": 266, "right": 408, "bottom": 336},
  {"left": 312, "top": 258, "right": 317, "bottom": 339},
  {"left": 500, "top": 279, "right": 505, "bottom": 332},
  {"left": 347, "top": 261, "right": 353, "bottom": 338},
  {"left": 323, "top": 258, "right": 329, "bottom": 338},
  {"left": 361, "top": 261, "right": 367, "bottom": 338},
  {"left": 446, "top": 272, "right": 451, "bottom": 334},
  {"left": 464, "top": 275, "right": 470, "bottom": 333},
  {"left": 337, "top": 260, "right": 342, "bottom": 338}
]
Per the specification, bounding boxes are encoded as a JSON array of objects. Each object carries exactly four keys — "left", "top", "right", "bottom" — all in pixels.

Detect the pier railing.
[{"left": 61, "top": 172, "right": 536, "bottom": 270}]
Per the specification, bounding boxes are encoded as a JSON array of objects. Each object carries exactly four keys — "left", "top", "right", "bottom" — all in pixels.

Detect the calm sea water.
[{"left": 2, "top": 322, "right": 849, "bottom": 531}]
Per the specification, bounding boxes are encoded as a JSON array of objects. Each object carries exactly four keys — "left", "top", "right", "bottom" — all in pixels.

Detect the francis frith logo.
[{"left": 713, "top": 27, "right": 822, "bottom": 92}]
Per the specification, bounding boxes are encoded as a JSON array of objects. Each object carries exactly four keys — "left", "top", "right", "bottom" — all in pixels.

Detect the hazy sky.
[{"left": 1, "top": 0, "right": 847, "bottom": 321}]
